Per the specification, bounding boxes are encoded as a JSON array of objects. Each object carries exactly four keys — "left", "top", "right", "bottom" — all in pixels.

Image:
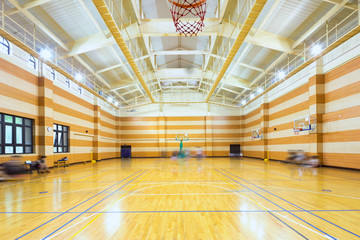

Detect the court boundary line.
[
  {"left": 223, "top": 169, "right": 360, "bottom": 239},
  {"left": 14, "top": 170, "right": 143, "bottom": 240},
  {"left": 213, "top": 168, "right": 337, "bottom": 240},
  {"left": 2, "top": 209, "right": 360, "bottom": 214}
]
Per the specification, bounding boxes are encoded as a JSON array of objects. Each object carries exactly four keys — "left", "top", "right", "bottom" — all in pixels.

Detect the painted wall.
[
  {"left": 1, "top": 29, "right": 360, "bottom": 170},
  {"left": 0, "top": 43, "right": 118, "bottom": 166},
  {"left": 242, "top": 31, "right": 360, "bottom": 169},
  {"left": 118, "top": 103, "right": 242, "bottom": 157}
]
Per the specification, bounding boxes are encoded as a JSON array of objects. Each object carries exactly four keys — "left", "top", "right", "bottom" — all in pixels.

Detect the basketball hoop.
[
  {"left": 168, "top": 0, "right": 207, "bottom": 37},
  {"left": 294, "top": 128, "right": 300, "bottom": 135}
]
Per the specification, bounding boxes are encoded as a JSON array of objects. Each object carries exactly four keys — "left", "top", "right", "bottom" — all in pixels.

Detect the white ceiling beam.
[
  {"left": 156, "top": 68, "right": 203, "bottom": 79},
  {"left": 292, "top": 0, "right": 351, "bottom": 48},
  {"left": 158, "top": 59, "right": 202, "bottom": 68},
  {"left": 95, "top": 55, "right": 149, "bottom": 74},
  {"left": 6, "top": 0, "right": 53, "bottom": 15},
  {"left": 141, "top": 19, "right": 296, "bottom": 54},
  {"left": 220, "top": 87, "right": 241, "bottom": 95},
  {"left": 7, "top": 0, "right": 69, "bottom": 51},
  {"left": 210, "top": 54, "right": 265, "bottom": 72},
  {"left": 128, "top": 0, "right": 142, "bottom": 24},
  {"left": 111, "top": 83, "right": 138, "bottom": 91},
  {"left": 219, "top": 0, "right": 231, "bottom": 23},
  {"left": 159, "top": 78, "right": 200, "bottom": 82},
  {"left": 127, "top": 0, "right": 161, "bottom": 94},
  {"left": 7, "top": 0, "right": 112, "bottom": 89},
  {"left": 323, "top": 0, "right": 357, "bottom": 10},
  {"left": 113, "top": 91, "right": 130, "bottom": 105},
  {"left": 247, "top": 30, "right": 297, "bottom": 54},
  {"left": 152, "top": 50, "right": 208, "bottom": 55},
  {"left": 198, "top": 34, "right": 217, "bottom": 91},
  {"left": 162, "top": 86, "right": 198, "bottom": 89},
  {"left": 66, "top": 32, "right": 114, "bottom": 57},
  {"left": 120, "top": 88, "right": 141, "bottom": 96},
  {"left": 96, "top": 64, "right": 124, "bottom": 74},
  {"left": 200, "top": 70, "right": 251, "bottom": 90},
  {"left": 79, "top": 0, "right": 136, "bottom": 85}
]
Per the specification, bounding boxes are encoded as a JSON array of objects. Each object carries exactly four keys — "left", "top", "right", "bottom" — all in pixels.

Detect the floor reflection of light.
[
  {"left": 105, "top": 205, "right": 123, "bottom": 235},
  {"left": 249, "top": 217, "right": 257, "bottom": 232},
  {"left": 104, "top": 213, "right": 122, "bottom": 235}
]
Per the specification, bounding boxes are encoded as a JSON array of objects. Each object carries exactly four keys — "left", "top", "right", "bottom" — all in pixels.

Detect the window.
[
  {"left": 0, "top": 113, "right": 33, "bottom": 154},
  {"left": 53, "top": 124, "right": 69, "bottom": 153},
  {"left": 29, "top": 55, "right": 36, "bottom": 69},
  {"left": 0, "top": 37, "right": 10, "bottom": 55},
  {"left": 65, "top": 78, "right": 70, "bottom": 88},
  {"left": 51, "top": 68, "right": 55, "bottom": 81}
]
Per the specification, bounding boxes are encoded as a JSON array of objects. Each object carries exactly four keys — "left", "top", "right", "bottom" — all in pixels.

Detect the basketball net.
[
  {"left": 168, "top": 0, "right": 207, "bottom": 36},
  {"left": 294, "top": 128, "right": 300, "bottom": 135}
]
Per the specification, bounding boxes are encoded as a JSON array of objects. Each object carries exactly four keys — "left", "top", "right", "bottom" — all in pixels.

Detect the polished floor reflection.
[{"left": 1, "top": 158, "right": 360, "bottom": 239}]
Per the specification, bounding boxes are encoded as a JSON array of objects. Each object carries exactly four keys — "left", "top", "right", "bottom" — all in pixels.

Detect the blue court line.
[
  {"left": 14, "top": 170, "right": 143, "bottom": 240},
  {"left": 41, "top": 170, "right": 148, "bottom": 240},
  {"left": 2, "top": 209, "right": 360, "bottom": 214},
  {"left": 215, "top": 169, "right": 337, "bottom": 240},
  {"left": 267, "top": 210, "right": 308, "bottom": 239},
  {"left": 222, "top": 169, "right": 360, "bottom": 239}
]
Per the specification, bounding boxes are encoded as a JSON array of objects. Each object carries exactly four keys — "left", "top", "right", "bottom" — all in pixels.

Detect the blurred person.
[
  {"left": 2, "top": 155, "right": 27, "bottom": 179},
  {"left": 37, "top": 156, "right": 50, "bottom": 173},
  {"left": 196, "top": 147, "right": 203, "bottom": 160}
]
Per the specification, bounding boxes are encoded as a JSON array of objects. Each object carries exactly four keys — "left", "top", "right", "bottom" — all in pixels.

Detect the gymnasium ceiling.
[{"left": 2, "top": 0, "right": 359, "bottom": 107}]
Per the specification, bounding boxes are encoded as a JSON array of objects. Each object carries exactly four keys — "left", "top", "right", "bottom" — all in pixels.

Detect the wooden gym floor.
[{"left": 1, "top": 158, "right": 360, "bottom": 240}]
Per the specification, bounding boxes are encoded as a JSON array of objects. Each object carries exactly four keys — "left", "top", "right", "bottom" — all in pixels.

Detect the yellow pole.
[
  {"left": 91, "top": 150, "right": 96, "bottom": 164},
  {"left": 264, "top": 150, "right": 269, "bottom": 163}
]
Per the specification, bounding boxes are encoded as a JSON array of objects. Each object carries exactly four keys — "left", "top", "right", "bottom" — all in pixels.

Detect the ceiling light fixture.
[
  {"left": 311, "top": 44, "right": 322, "bottom": 56},
  {"left": 75, "top": 73, "right": 83, "bottom": 82},
  {"left": 277, "top": 71, "right": 286, "bottom": 80},
  {"left": 40, "top": 49, "right": 52, "bottom": 60}
]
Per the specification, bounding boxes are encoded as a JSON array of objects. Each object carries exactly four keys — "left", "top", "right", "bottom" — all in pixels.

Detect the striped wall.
[
  {"left": 2, "top": 29, "right": 360, "bottom": 170},
  {"left": 242, "top": 32, "right": 360, "bottom": 169},
  {"left": 118, "top": 104, "right": 242, "bottom": 157},
  {"left": 0, "top": 49, "right": 118, "bottom": 166}
]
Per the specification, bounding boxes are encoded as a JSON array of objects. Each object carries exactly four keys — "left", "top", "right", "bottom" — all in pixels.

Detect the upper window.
[
  {"left": 65, "top": 78, "right": 70, "bottom": 88},
  {"left": 0, "top": 113, "right": 33, "bottom": 154},
  {"left": 53, "top": 123, "right": 69, "bottom": 153},
  {"left": 29, "top": 55, "right": 36, "bottom": 69},
  {"left": 50, "top": 68, "right": 55, "bottom": 81},
  {"left": 0, "top": 37, "right": 10, "bottom": 55}
]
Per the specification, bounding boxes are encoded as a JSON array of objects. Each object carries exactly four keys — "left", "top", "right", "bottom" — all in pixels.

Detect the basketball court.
[{"left": 0, "top": 0, "right": 360, "bottom": 239}]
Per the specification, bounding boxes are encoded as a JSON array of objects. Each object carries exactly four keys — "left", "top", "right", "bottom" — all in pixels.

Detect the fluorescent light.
[
  {"left": 311, "top": 44, "right": 322, "bottom": 56},
  {"left": 250, "top": 93, "right": 255, "bottom": 100},
  {"left": 107, "top": 96, "right": 113, "bottom": 103},
  {"left": 75, "top": 73, "right": 83, "bottom": 81},
  {"left": 40, "top": 49, "right": 52, "bottom": 60},
  {"left": 277, "top": 71, "right": 286, "bottom": 80},
  {"left": 114, "top": 101, "right": 119, "bottom": 107},
  {"left": 241, "top": 99, "right": 247, "bottom": 105},
  {"left": 257, "top": 87, "right": 263, "bottom": 94}
]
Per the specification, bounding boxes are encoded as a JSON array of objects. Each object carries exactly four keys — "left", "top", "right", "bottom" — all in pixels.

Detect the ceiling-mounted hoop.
[
  {"left": 168, "top": 0, "right": 207, "bottom": 9},
  {"left": 168, "top": 0, "right": 207, "bottom": 36}
]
